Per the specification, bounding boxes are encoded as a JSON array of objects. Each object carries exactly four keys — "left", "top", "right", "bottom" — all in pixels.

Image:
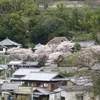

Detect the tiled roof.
[
  {"left": 34, "top": 87, "right": 50, "bottom": 95},
  {"left": 1, "top": 82, "right": 22, "bottom": 90},
  {"left": 60, "top": 85, "right": 91, "bottom": 92},
  {"left": 0, "top": 64, "right": 7, "bottom": 69},
  {"left": 0, "top": 37, "right": 21, "bottom": 46},
  {"left": 69, "top": 76, "right": 92, "bottom": 86},
  {"left": 33, "top": 43, "right": 42, "bottom": 50},
  {"left": 21, "top": 72, "right": 64, "bottom": 81},
  {"left": 47, "top": 37, "right": 68, "bottom": 45},
  {"left": 74, "top": 41, "right": 95, "bottom": 48},
  {"left": 8, "top": 60, "right": 23, "bottom": 65},
  {"left": 24, "top": 61, "right": 39, "bottom": 66},
  {"left": 13, "top": 68, "right": 43, "bottom": 76}
]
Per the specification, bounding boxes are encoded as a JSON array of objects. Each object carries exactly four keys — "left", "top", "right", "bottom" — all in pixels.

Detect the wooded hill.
[{"left": 0, "top": 0, "right": 100, "bottom": 47}]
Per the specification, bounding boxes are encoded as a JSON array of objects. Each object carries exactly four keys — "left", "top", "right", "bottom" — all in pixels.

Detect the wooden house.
[
  {"left": 8, "top": 60, "right": 40, "bottom": 70},
  {"left": 10, "top": 71, "right": 69, "bottom": 92}
]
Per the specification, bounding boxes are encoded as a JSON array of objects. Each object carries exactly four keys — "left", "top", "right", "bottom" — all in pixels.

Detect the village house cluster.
[{"left": 0, "top": 37, "right": 98, "bottom": 100}]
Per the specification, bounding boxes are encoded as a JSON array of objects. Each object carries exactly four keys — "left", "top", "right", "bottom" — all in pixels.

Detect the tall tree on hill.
[
  {"left": 1, "top": 13, "right": 26, "bottom": 46},
  {"left": 0, "top": 0, "right": 13, "bottom": 16},
  {"left": 29, "top": 16, "right": 68, "bottom": 44}
]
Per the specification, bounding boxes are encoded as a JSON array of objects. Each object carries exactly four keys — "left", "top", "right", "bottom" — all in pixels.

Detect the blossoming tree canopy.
[{"left": 7, "top": 40, "right": 74, "bottom": 64}]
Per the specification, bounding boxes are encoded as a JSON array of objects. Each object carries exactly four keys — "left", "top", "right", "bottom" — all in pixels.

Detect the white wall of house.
[
  {"left": 0, "top": 48, "right": 6, "bottom": 53},
  {"left": 49, "top": 92, "right": 60, "bottom": 100},
  {"left": 49, "top": 90, "right": 92, "bottom": 100},
  {"left": 60, "top": 91, "right": 90, "bottom": 100}
]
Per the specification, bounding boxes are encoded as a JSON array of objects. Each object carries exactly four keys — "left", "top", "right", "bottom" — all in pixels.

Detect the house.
[
  {"left": 0, "top": 79, "right": 9, "bottom": 94},
  {"left": 0, "top": 64, "right": 8, "bottom": 79},
  {"left": 8, "top": 60, "right": 24, "bottom": 70},
  {"left": 0, "top": 45, "right": 7, "bottom": 53},
  {"left": 0, "top": 37, "right": 22, "bottom": 49},
  {"left": 14, "top": 86, "right": 50, "bottom": 100},
  {"left": 74, "top": 41, "right": 95, "bottom": 48},
  {"left": 8, "top": 60, "right": 40, "bottom": 70},
  {"left": 13, "top": 86, "right": 32, "bottom": 100},
  {"left": 49, "top": 85, "right": 93, "bottom": 100},
  {"left": 10, "top": 71, "right": 69, "bottom": 92}
]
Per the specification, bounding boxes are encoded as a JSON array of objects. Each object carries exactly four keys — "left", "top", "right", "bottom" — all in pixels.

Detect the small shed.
[
  {"left": 33, "top": 87, "right": 50, "bottom": 100},
  {"left": 8, "top": 60, "right": 24, "bottom": 70}
]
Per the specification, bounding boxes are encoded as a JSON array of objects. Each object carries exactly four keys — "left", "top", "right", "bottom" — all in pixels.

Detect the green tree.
[
  {"left": 74, "top": 43, "right": 81, "bottom": 51},
  {"left": 20, "top": 0, "right": 40, "bottom": 16},
  {"left": 0, "top": 0, "right": 13, "bottom": 15},
  {"left": 29, "top": 16, "right": 68, "bottom": 44},
  {"left": 2, "top": 13, "right": 26, "bottom": 45}
]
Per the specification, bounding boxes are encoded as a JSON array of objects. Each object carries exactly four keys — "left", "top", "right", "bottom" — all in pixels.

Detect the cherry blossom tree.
[{"left": 7, "top": 40, "right": 74, "bottom": 65}]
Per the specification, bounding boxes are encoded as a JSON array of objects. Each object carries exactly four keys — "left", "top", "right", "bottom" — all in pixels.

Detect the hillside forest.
[{"left": 0, "top": 0, "right": 100, "bottom": 47}]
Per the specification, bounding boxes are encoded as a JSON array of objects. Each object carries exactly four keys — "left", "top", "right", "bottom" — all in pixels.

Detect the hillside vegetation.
[{"left": 0, "top": 0, "right": 100, "bottom": 47}]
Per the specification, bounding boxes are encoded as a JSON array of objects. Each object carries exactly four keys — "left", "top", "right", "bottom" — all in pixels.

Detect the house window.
[
  {"left": 76, "top": 95, "right": 83, "bottom": 100},
  {"left": 44, "top": 83, "right": 48, "bottom": 87},
  {"left": 61, "top": 96, "right": 65, "bottom": 100}
]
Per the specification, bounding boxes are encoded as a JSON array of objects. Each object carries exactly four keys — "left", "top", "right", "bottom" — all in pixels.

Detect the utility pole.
[
  {"left": 20, "top": 53, "right": 24, "bottom": 68},
  {"left": 4, "top": 57, "right": 7, "bottom": 100},
  {"left": 31, "top": 86, "right": 33, "bottom": 100},
  {"left": 4, "top": 57, "right": 7, "bottom": 81}
]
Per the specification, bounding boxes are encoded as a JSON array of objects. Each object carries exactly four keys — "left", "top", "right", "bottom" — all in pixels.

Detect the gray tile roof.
[
  {"left": 13, "top": 68, "right": 43, "bottom": 76},
  {"left": 1, "top": 82, "right": 22, "bottom": 90},
  {"left": 47, "top": 37, "right": 68, "bottom": 45},
  {"left": 0, "top": 64, "right": 7, "bottom": 69},
  {"left": 69, "top": 76, "right": 92, "bottom": 86},
  {"left": 60, "top": 85, "right": 91, "bottom": 92},
  {"left": 0, "top": 37, "right": 21, "bottom": 46},
  {"left": 0, "top": 45, "right": 7, "bottom": 48},
  {"left": 33, "top": 43, "right": 42, "bottom": 50},
  {"left": 34, "top": 87, "right": 50, "bottom": 95},
  {"left": 8, "top": 60, "right": 23, "bottom": 65},
  {"left": 24, "top": 61, "right": 39, "bottom": 66},
  {"left": 0, "top": 66, "right": 4, "bottom": 71},
  {"left": 21, "top": 72, "right": 64, "bottom": 81},
  {"left": 14, "top": 91, "right": 31, "bottom": 94},
  {"left": 74, "top": 41, "right": 95, "bottom": 48}
]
